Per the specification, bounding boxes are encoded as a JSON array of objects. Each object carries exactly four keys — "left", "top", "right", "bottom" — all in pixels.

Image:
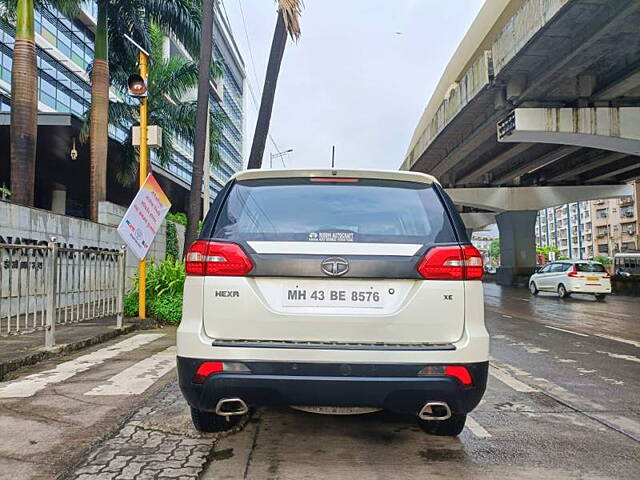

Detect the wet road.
[
  {"left": 1, "top": 285, "right": 638, "bottom": 479},
  {"left": 204, "top": 284, "right": 640, "bottom": 479}
]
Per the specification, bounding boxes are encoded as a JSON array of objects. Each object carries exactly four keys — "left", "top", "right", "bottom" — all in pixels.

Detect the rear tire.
[
  {"left": 418, "top": 414, "right": 467, "bottom": 436},
  {"left": 557, "top": 284, "right": 570, "bottom": 299},
  {"left": 595, "top": 293, "right": 607, "bottom": 302},
  {"left": 529, "top": 282, "right": 539, "bottom": 295},
  {"left": 190, "top": 407, "right": 242, "bottom": 432}
]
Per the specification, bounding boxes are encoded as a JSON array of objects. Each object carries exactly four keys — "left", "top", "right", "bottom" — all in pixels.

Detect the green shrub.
[
  {"left": 124, "top": 258, "right": 186, "bottom": 323},
  {"left": 166, "top": 221, "right": 179, "bottom": 260},
  {"left": 593, "top": 255, "right": 611, "bottom": 266},
  {"left": 124, "top": 290, "right": 139, "bottom": 317},
  {"left": 131, "top": 257, "right": 185, "bottom": 298},
  {"left": 148, "top": 294, "right": 183, "bottom": 324},
  {"left": 166, "top": 212, "right": 187, "bottom": 226}
]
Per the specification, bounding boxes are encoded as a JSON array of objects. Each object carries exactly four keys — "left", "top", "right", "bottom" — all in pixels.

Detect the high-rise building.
[
  {"left": 592, "top": 181, "right": 639, "bottom": 256},
  {"left": 535, "top": 201, "right": 593, "bottom": 259},
  {"left": 0, "top": 2, "right": 245, "bottom": 216},
  {"left": 535, "top": 181, "right": 640, "bottom": 259}
]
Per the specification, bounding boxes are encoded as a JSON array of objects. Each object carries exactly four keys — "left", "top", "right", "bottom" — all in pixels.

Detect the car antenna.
[{"left": 331, "top": 145, "right": 335, "bottom": 168}]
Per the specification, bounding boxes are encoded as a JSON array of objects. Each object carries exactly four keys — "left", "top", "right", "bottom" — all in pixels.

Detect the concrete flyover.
[{"left": 403, "top": 0, "right": 640, "bottom": 285}]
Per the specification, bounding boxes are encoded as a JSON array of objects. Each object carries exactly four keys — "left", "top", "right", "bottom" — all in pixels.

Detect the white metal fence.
[{"left": 0, "top": 239, "right": 126, "bottom": 347}]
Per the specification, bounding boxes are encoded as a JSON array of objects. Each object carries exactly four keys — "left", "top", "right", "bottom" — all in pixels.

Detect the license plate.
[
  {"left": 283, "top": 284, "right": 385, "bottom": 308},
  {"left": 587, "top": 277, "right": 600, "bottom": 281}
]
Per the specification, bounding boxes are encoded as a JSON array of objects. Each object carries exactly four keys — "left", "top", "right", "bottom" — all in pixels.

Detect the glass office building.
[{"left": 0, "top": 2, "right": 245, "bottom": 214}]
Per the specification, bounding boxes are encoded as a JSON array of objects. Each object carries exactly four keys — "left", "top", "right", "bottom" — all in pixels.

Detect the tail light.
[
  {"left": 417, "top": 245, "right": 483, "bottom": 280},
  {"left": 417, "top": 365, "right": 473, "bottom": 386},
  {"left": 444, "top": 365, "right": 473, "bottom": 386},
  {"left": 567, "top": 265, "right": 578, "bottom": 277},
  {"left": 185, "top": 240, "right": 253, "bottom": 276}
]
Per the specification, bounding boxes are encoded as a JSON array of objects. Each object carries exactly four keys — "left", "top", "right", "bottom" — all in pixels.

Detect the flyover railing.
[{"left": 0, "top": 239, "right": 126, "bottom": 348}]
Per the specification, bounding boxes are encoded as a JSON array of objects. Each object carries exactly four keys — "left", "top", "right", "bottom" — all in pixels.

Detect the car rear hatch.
[
  {"left": 572, "top": 263, "right": 610, "bottom": 286},
  {"left": 189, "top": 174, "right": 480, "bottom": 346}
]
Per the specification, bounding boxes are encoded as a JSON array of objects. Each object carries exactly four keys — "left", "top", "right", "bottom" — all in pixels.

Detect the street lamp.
[
  {"left": 125, "top": 34, "right": 150, "bottom": 319},
  {"left": 270, "top": 148, "right": 293, "bottom": 168}
]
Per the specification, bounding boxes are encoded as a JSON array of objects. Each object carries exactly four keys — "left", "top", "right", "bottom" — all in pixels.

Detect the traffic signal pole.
[{"left": 138, "top": 50, "right": 149, "bottom": 319}]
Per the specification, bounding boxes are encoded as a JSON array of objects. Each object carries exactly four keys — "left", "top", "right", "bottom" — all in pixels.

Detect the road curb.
[{"left": 0, "top": 317, "right": 160, "bottom": 381}]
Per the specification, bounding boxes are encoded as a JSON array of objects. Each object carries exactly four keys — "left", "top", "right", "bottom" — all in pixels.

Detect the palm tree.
[
  {"left": 88, "top": 0, "right": 200, "bottom": 220},
  {"left": 0, "top": 0, "right": 79, "bottom": 206},
  {"left": 0, "top": 0, "right": 198, "bottom": 212},
  {"left": 184, "top": 0, "right": 214, "bottom": 253},
  {"left": 83, "top": 23, "right": 226, "bottom": 187},
  {"left": 89, "top": 0, "right": 108, "bottom": 220},
  {"left": 246, "top": 0, "right": 302, "bottom": 169}
]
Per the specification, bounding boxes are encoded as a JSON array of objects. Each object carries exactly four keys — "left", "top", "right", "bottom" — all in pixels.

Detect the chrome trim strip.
[{"left": 211, "top": 339, "right": 456, "bottom": 351}]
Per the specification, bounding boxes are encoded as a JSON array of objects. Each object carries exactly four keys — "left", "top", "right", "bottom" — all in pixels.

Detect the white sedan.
[{"left": 529, "top": 260, "right": 611, "bottom": 301}]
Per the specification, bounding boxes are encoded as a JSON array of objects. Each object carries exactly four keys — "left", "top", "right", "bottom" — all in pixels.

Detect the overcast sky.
[{"left": 220, "top": 0, "right": 484, "bottom": 171}]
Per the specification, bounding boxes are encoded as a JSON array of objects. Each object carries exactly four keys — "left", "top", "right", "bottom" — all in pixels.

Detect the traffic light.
[{"left": 127, "top": 74, "right": 148, "bottom": 97}]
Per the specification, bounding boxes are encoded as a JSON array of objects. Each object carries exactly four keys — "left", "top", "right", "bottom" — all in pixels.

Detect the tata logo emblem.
[{"left": 321, "top": 257, "right": 349, "bottom": 277}]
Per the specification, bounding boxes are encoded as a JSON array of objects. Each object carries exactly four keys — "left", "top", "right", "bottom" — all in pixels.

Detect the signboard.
[{"left": 117, "top": 174, "right": 171, "bottom": 260}]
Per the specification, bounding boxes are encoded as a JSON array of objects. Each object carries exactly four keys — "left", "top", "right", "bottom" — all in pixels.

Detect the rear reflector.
[
  {"left": 444, "top": 365, "right": 473, "bottom": 386},
  {"left": 192, "top": 361, "right": 250, "bottom": 384},
  {"left": 417, "top": 245, "right": 483, "bottom": 280},
  {"left": 185, "top": 241, "right": 253, "bottom": 276},
  {"left": 193, "top": 362, "right": 224, "bottom": 383}
]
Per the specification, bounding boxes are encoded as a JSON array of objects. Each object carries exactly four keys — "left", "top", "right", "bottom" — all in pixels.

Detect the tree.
[
  {"left": 184, "top": 0, "right": 214, "bottom": 254},
  {"left": 88, "top": 0, "right": 200, "bottom": 220},
  {"left": 246, "top": 0, "right": 303, "bottom": 169},
  {"left": 489, "top": 239, "right": 500, "bottom": 261},
  {"left": 1, "top": 0, "right": 79, "bottom": 207},
  {"left": 1, "top": 0, "right": 199, "bottom": 214},
  {"left": 89, "top": 0, "right": 108, "bottom": 220},
  {"left": 90, "top": 23, "right": 226, "bottom": 185},
  {"left": 536, "top": 245, "right": 560, "bottom": 262},
  {"left": 593, "top": 255, "right": 612, "bottom": 266}
]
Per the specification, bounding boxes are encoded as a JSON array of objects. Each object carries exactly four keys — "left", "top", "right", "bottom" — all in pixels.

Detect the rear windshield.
[
  {"left": 210, "top": 178, "right": 456, "bottom": 244},
  {"left": 576, "top": 263, "right": 606, "bottom": 273}
]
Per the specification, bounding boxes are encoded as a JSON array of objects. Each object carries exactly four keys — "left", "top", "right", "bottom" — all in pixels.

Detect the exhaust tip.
[
  {"left": 418, "top": 402, "right": 452, "bottom": 421},
  {"left": 215, "top": 398, "right": 249, "bottom": 417}
]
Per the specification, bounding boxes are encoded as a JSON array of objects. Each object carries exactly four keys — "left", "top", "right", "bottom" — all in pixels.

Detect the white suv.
[
  {"left": 177, "top": 169, "right": 489, "bottom": 436},
  {"left": 529, "top": 260, "right": 611, "bottom": 301}
]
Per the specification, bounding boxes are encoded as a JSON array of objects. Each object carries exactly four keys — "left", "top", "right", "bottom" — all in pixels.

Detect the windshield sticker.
[{"left": 308, "top": 232, "right": 355, "bottom": 242}]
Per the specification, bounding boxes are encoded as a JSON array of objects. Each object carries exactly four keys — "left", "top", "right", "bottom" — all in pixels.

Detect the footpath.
[{"left": 0, "top": 316, "right": 157, "bottom": 381}]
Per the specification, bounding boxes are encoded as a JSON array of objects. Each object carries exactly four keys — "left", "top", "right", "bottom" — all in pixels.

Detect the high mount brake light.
[
  {"left": 309, "top": 177, "right": 360, "bottom": 183},
  {"left": 417, "top": 245, "right": 483, "bottom": 280},
  {"left": 185, "top": 241, "right": 254, "bottom": 276}
]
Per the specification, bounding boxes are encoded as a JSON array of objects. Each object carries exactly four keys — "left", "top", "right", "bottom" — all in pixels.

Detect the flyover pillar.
[{"left": 495, "top": 210, "right": 538, "bottom": 286}]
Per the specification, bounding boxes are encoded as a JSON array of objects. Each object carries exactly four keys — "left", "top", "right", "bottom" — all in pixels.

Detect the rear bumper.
[
  {"left": 570, "top": 285, "right": 611, "bottom": 294},
  {"left": 177, "top": 357, "right": 488, "bottom": 416}
]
